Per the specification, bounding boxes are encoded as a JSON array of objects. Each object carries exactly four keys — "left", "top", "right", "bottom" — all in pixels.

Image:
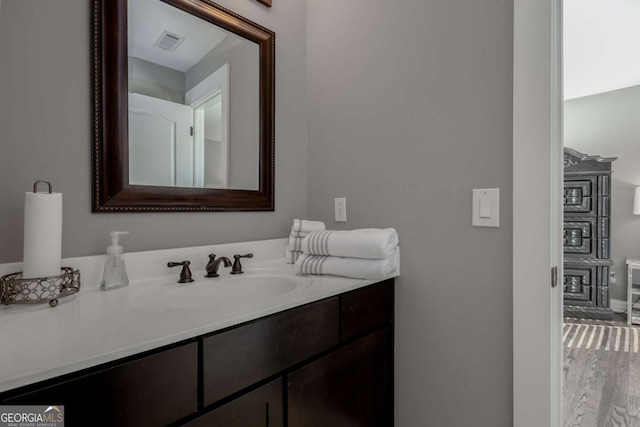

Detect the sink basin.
[{"left": 130, "top": 274, "right": 311, "bottom": 312}]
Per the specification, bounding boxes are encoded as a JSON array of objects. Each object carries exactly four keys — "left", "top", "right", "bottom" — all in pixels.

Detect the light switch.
[
  {"left": 479, "top": 197, "right": 491, "bottom": 218},
  {"left": 473, "top": 188, "right": 499, "bottom": 227}
]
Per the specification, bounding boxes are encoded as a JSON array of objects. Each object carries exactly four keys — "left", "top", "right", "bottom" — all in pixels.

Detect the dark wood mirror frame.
[{"left": 91, "top": 0, "right": 275, "bottom": 212}]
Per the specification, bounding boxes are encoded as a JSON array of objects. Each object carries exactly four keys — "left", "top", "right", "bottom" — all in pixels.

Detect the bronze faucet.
[
  {"left": 205, "top": 254, "right": 232, "bottom": 277},
  {"left": 231, "top": 253, "right": 254, "bottom": 274},
  {"left": 167, "top": 261, "right": 194, "bottom": 283}
]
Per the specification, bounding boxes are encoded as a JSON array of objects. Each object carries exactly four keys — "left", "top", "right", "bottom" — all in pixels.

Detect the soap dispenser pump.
[{"left": 100, "top": 231, "right": 130, "bottom": 291}]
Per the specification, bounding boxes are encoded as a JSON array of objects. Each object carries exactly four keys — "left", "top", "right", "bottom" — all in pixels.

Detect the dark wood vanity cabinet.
[
  {"left": 4, "top": 343, "right": 199, "bottom": 426},
  {"left": 202, "top": 297, "right": 340, "bottom": 406},
  {"left": 184, "top": 379, "right": 284, "bottom": 427},
  {"left": 287, "top": 281, "right": 394, "bottom": 426},
  {"left": 0, "top": 280, "right": 394, "bottom": 426},
  {"left": 288, "top": 328, "right": 393, "bottom": 427},
  {"left": 341, "top": 280, "right": 394, "bottom": 341}
]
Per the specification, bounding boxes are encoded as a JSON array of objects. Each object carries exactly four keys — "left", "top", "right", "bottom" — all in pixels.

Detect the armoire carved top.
[{"left": 564, "top": 147, "right": 616, "bottom": 173}]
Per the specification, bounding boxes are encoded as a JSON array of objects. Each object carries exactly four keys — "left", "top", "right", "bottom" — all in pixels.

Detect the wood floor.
[{"left": 564, "top": 315, "right": 640, "bottom": 426}]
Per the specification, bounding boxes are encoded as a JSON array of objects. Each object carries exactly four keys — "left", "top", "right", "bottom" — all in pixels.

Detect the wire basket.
[{"left": 0, "top": 267, "right": 81, "bottom": 307}]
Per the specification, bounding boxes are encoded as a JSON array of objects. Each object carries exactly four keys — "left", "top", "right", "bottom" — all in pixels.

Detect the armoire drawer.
[
  {"left": 563, "top": 284, "right": 594, "bottom": 305},
  {"left": 596, "top": 286, "right": 610, "bottom": 308},
  {"left": 564, "top": 265, "right": 596, "bottom": 305},
  {"left": 563, "top": 217, "right": 610, "bottom": 258},
  {"left": 564, "top": 219, "right": 596, "bottom": 256},
  {"left": 564, "top": 178, "right": 596, "bottom": 214},
  {"left": 564, "top": 265, "right": 596, "bottom": 288},
  {"left": 563, "top": 264, "right": 611, "bottom": 307}
]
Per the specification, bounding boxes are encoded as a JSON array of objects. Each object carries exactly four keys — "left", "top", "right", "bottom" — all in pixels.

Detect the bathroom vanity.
[{"left": 0, "top": 240, "right": 396, "bottom": 426}]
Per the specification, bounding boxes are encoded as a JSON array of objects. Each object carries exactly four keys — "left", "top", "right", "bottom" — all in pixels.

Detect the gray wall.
[
  {"left": 306, "top": 1, "right": 514, "bottom": 426},
  {"left": 129, "top": 56, "right": 186, "bottom": 104},
  {"left": 565, "top": 85, "right": 640, "bottom": 302},
  {"left": 186, "top": 36, "right": 260, "bottom": 190},
  {"left": 0, "top": 0, "right": 308, "bottom": 262},
  {"left": 0, "top": 0, "right": 516, "bottom": 424}
]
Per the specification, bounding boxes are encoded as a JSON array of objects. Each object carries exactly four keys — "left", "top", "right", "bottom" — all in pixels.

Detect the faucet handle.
[
  {"left": 167, "top": 261, "right": 194, "bottom": 283},
  {"left": 231, "top": 253, "right": 253, "bottom": 275}
]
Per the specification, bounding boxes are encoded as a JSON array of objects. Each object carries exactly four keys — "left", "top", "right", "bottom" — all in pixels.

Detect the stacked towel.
[
  {"left": 292, "top": 219, "right": 325, "bottom": 233},
  {"left": 295, "top": 228, "right": 399, "bottom": 280},
  {"left": 295, "top": 248, "right": 399, "bottom": 280},
  {"left": 286, "top": 219, "right": 326, "bottom": 264},
  {"left": 301, "top": 228, "right": 398, "bottom": 259}
]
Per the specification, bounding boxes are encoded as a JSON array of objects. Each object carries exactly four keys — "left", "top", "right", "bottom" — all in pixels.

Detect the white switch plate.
[
  {"left": 335, "top": 197, "right": 347, "bottom": 222},
  {"left": 472, "top": 188, "right": 499, "bottom": 227}
]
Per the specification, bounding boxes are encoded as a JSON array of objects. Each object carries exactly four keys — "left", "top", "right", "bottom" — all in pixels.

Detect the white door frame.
[
  {"left": 513, "top": 0, "right": 563, "bottom": 426},
  {"left": 186, "top": 63, "right": 230, "bottom": 189}
]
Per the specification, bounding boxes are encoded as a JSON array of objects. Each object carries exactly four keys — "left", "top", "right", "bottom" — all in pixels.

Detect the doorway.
[
  {"left": 562, "top": 0, "right": 640, "bottom": 423},
  {"left": 514, "top": 1, "right": 640, "bottom": 426}
]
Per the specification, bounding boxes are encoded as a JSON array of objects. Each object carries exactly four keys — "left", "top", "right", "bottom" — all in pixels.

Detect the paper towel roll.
[{"left": 23, "top": 191, "right": 63, "bottom": 278}]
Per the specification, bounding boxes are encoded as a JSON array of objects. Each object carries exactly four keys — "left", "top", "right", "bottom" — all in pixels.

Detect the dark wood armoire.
[{"left": 563, "top": 147, "right": 616, "bottom": 320}]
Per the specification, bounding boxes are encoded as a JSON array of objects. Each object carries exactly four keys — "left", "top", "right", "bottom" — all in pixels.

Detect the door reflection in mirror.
[
  {"left": 188, "top": 64, "right": 229, "bottom": 189},
  {"left": 127, "top": 0, "right": 259, "bottom": 190}
]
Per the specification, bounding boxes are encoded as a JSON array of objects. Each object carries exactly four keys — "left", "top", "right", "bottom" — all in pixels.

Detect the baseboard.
[{"left": 610, "top": 299, "right": 627, "bottom": 313}]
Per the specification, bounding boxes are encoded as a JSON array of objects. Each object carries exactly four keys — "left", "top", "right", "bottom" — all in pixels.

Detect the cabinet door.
[
  {"left": 184, "top": 379, "right": 283, "bottom": 427},
  {"left": 202, "top": 297, "right": 339, "bottom": 406},
  {"left": 4, "top": 343, "right": 198, "bottom": 427},
  {"left": 341, "top": 280, "right": 393, "bottom": 342},
  {"left": 288, "top": 329, "right": 392, "bottom": 427}
]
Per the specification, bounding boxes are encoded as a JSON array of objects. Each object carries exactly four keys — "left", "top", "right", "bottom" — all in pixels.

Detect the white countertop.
[{"left": 0, "top": 238, "right": 397, "bottom": 393}]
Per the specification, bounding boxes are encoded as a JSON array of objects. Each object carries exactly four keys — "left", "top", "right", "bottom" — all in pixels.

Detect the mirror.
[
  {"left": 128, "top": 0, "right": 260, "bottom": 190},
  {"left": 92, "top": 0, "right": 275, "bottom": 211}
]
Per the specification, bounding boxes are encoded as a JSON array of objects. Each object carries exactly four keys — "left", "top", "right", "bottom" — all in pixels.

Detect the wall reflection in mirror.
[{"left": 127, "top": 0, "right": 260, "bottom": 190}]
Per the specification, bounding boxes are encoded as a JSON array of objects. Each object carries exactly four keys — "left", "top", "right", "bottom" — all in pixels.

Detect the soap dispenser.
[{"left": 100, "top": 231, "right": 130, "bottom": 291}]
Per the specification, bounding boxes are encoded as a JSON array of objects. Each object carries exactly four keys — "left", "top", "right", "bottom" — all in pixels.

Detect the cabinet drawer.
[
  {"left": 5, "top": 343, "right": 198, "bottom": 426},
  {"left": 202, "top": 297, "right": 340, "bottom": 406},
  {"left": 185, "top": 379, "right": 283, "bottom": 427},
  {"left": 341, "top": 280, "right": 394, "bottom": 342}
]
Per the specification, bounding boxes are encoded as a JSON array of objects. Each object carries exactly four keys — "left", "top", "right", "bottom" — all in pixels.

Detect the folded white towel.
[
  {"left": 290, "top": 231, "right": 311, "bottom": 238},
  {"left": 288, "top": 235, "right": 304, "bottom": 252},
  {"left": 295, "top": 249, "right": 398, "bottom": 280},
  {"left": 286, "top": 249, "right": 302, "bottom": 264},
  {"left": 286, "top": 220, "right": 325, "bottom": 263},
  {"left": 291, "top": 219, "right": 325, "bottom": 233},
  {"left": 302, "top": 228, "right": 398, "bottom": 259}
]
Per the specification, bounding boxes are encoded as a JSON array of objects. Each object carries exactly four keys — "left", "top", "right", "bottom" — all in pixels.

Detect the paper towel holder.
[{"left": 33, "top": 179, "right": 53, "bottom": 194}]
